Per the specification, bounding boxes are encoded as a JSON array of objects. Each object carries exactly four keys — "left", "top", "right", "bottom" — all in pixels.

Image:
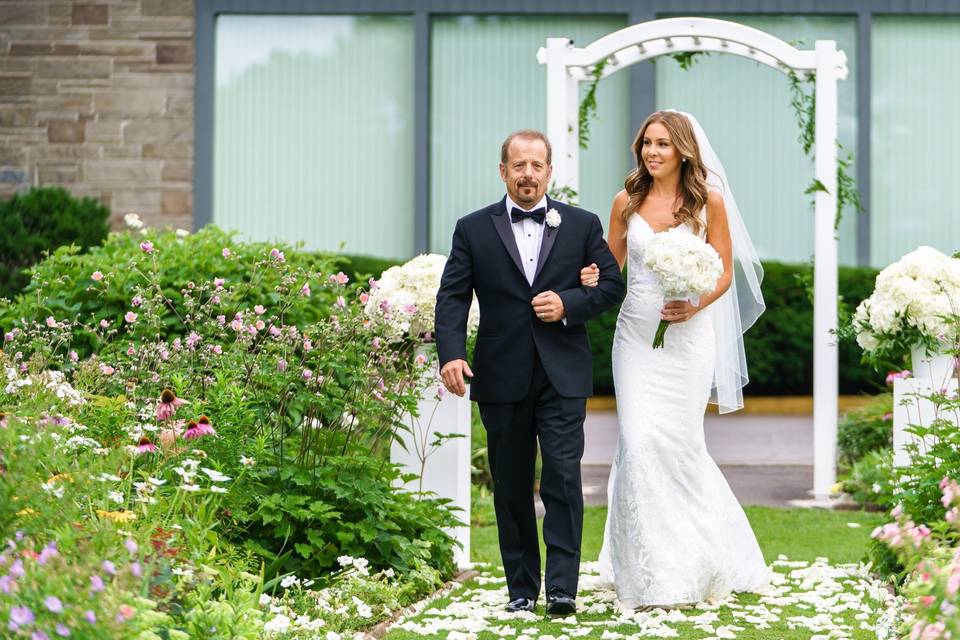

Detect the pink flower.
[
  {"left": 269, "top": 248, "right": 285, "bottom": 262},
  {"left": 91, "top": 271, "right": 104, "bottom": 281},
  {"left": 329, "top": 272, "right": 349, "bottom": 285},
  {"left": 372, "top": 337, "right": 381, "bottom": 349},
  {"left": 140, "top": 241, "right": 154, "bottom": 254},
  {"left": 131, "top": 295, "right": 143, "bottom": 307},
  {"left": 277, "top": 359, "right": 287, "bottom": 372},
  {"left": 210, "top": 344, "right": 222, "bottom": 355},
  {"left": 214, "top": 277, "right": 225, "bottom": 289},
  {"left": 186, "top": 332, "right": 201, "bottom": 349},
  {"left": 254, "top": 320, "right": 265, "bottom": 331},
  {"left": 886, "top": 370, "right": 911, "bottom": 385},
  {"left": 3, "top": 331, "right": 14, "bottom": 343},
  {"left": 124, "top": 311, "right": 137, "bottom": 323},
  {"left": 359, "top": 292, "right": 369, "bottom": 304},
  {"left": 89, "top": 575, "right": 105, "bottom": 592},
  {"left": 183, "top": 416, "right": 215, "bottom": 440},
  {"left": 269, "top": 325, "right": 281, "bottom": 337},
  {"left": 415, "top": 353, "right": 428, "bottom": 366},
  {"left": 216, "top": 314, "right": 226, "bottom": 326},
  {"left": 221, "top": 248, "right": 231, "bottom": 258},
  {"left": 68, "top": 350, "right": 78, "bottom": 363},
  {"left": 136, "top": 436, "right": 158, "bottom": 454},
  {"left": 230, "top": 319, "right": 243, "bottom": 332},
  {"left": 45, "top": 316, "right": 57, "bottom": 328},
  {"left": 254, "top": 305, "right": 265, "bottom": 315},
  {"left": 100, "top": 319, "right": 109, "bottom": 328},
  {"left": 126, "top": 346, "right": 136, "bottom": 356},
  {"left": 117, "top": 604, "right": 135, "bottom": 621},
  {"left": 300, "top": 284, "right": 311, "bottom": 297},
  {"left": 302, "top": 369, "right": 313, "bottom": 381},
  {"left": 156, "top": 389, "right": 187, "bottom": 421},
  {"left": 0, "top": 412, "right": 8, "bottom": 429},
  {"left": 303, "top": 340, "right": 312, "bottom": 351},
  {"left": 44, "top": 596, "right": 64, "bottom": 613},
  {"left": 369, "top": 277, "right": 379, "bottom": 290},
  {"left": 100, "top": 364, "right": 115, "bottom": 376},
  {"left": 336, "top": 296, "right": 346, "bottom": 309}
]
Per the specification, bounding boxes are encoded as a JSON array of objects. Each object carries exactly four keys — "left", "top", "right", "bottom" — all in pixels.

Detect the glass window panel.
[
  {"left": 871, "top": 16, "right": 960, "bottom": 267},
  {"left": 656, "top": 15, "right": 859, "bottom": 265},
  {"left": 214, "top": 15, "right": 414, "bottom": 258},
  {"left": 430, "top": 15, "right": 630, "bottom": 255}
]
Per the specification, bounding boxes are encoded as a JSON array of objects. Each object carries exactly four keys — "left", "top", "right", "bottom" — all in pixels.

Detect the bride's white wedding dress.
[{"left": 597, "top": 210, "right": 771, "bottom": 608}]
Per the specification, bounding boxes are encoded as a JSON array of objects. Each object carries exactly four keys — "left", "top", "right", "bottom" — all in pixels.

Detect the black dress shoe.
[
  {"left": 505, "top": 597, "right": 536, "bottom": 613},
  {"left": 546, "top": 587, "right": 576, "bottom": 616}
]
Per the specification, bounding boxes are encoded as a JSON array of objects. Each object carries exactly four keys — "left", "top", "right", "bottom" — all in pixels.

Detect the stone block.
[
  {"left": 48, "top": 119, "right": 86, "bottom": 143},
  {"left": 112, "top": 71, "right": 193, "bottom": 89},
  {"left": 76, "top": 41, "right": 154, "bottom": 59},
  {"left": 0, "top": 144, "right": 30, "bottom": 165},
  {"left": 165, "top": 93, "right": 192, "bottom": 116},
  {"left": 8, "top": 42, "right": 54, "bottom": 56},
  {"left": 0, "top": 106, "right": 35, "bottom": 127},
  {"left": 142, "top": 141, "right": 191, "bottom": 159},
  {"left": 124, "top": 118, "right": 191, "bottom": 143},
  {"left": 101, "top": 143, "right": 142, "bottom": 158},
  {"left": 31, "top": 145, "right": 102, "bottom": 161},
  {"left": 0, "top": 3, "right": 46, "bottom": 25},
  {"left": 113, "top": 188, "right": 162, "bottom": 210},
  {"left": 161, "top": 189, "right": 191, "bottom": 214},
  {"left": 0, "top": 168, "right": 29, "bottom": 184},
  {"left": 156, "top": 42, "right": 192, "bottom": 65},
  {"left": 0, "top": 74, "right": 31, "bottom": 96},
  {"left": 37, "top": 95, "right": 94, "bottom": 115},
  {"left": 38, "top": 163, "right": 80, "bottom": 183},
  {"left": 72, "top": 4, "right": 108, "bottom": 25},
  {"left": 36, "top": 59, "right": 111, "bottom": 79},
  {"left": 85, "top": 118, "right": 124, "bottom": 142},
  {"left": 83, "top": 159, "right": 162, "bottom": 182},
  {"left": 141, "top": 0, "right": 192, "bottom": 17},
  {"left": 95, "top": 91, "right": 165, "bottom": 114},
  {"left": 161, "top": 160, "right": 191, "bottom": 182}
]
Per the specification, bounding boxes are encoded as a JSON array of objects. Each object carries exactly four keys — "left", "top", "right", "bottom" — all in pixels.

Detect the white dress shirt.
[
  {"left": 505, "top": 194, "right": 548, "bottom": 286},
  {"left": 505, "top": 194, "right": 567, "bottom": 324}
]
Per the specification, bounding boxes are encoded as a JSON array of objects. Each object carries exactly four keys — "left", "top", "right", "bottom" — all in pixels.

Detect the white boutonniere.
[{"left": 545, "top": 208, "right": 561, "bottom": 228}]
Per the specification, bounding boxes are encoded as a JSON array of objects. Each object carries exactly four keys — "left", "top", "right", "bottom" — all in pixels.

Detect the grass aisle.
[{"left": 386, "top": 505, "right": 892, "bottom": 639}]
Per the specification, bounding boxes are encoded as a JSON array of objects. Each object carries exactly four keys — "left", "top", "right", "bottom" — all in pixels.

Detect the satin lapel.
[
  {"left": 532, "top": 198, "right": 560, "bottom": 284},
  {"left": 490, "top": 198, "right": 526, "bottom": 280}
]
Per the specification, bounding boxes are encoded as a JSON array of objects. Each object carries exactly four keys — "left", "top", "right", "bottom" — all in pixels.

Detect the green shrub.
[
  {"left": 838, "top": 393, "right": 893, "bottom": 466},
  {"left": 0, "top": 186, "right": 110, "bottom": 300},
  {"left": 0, "top": 225, "right": 339, "bottom": 358},
  {"left": 841, "top": 448, "right": 896, "bottom": 510}
]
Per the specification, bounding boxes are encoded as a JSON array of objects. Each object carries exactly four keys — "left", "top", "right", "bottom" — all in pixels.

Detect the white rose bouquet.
[
  {"left": 364, "top": 253, "right": 479, "bottom": 342},
  {"left": 852, "top": 246, "right": 960, "bottom": 364},
  {"left": 643, "top": 227, "right": 724, "bottom": 348}
]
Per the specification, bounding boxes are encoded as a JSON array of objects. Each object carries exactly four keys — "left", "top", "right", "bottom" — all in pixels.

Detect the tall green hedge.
[
  {"left": 0, "top": 187, "right": 110, "bottom": 299},
  {"left": 344, "top": 254, "right": 882, "bottom": 396}
]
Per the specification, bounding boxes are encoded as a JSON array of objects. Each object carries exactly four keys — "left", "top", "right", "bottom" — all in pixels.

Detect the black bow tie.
[{"left": 510, "top": 207, "right": 546, "bottom": 224}]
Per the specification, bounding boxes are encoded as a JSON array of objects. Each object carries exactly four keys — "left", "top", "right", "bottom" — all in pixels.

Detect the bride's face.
[{"left": 641, "top": 122, "right": 682, "bottom": 179}]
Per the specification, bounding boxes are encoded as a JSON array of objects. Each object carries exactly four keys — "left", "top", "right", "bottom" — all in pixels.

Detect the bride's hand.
[
  {"left": 580, "top": 263, "right": 600, "bottom": 287},
  {"left": 661, "top": 299, "right": 699, "bottom": 323}
]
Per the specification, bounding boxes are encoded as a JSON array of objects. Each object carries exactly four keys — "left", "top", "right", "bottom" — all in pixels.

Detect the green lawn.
[{"left": 386, "top": 502, "right": 892, "bottom": 639}]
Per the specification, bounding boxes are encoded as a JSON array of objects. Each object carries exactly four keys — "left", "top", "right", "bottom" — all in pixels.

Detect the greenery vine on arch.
[{"left": 569, "top": 49, "right": 862, "bottom": 231}]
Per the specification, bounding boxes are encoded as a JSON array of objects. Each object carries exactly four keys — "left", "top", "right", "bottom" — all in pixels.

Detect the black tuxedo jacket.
[{"left": 435, "top": 196, "right": 626, "bottom": 403}]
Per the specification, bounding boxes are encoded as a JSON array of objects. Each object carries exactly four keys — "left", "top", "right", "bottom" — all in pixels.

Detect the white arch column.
[{"left": 539, "top": 18, "right": 848, "bottom": 500}]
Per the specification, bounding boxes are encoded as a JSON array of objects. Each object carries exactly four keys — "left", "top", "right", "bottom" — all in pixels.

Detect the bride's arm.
[{"left": 580, "top": 190, "right": 629, "bottom": 286}]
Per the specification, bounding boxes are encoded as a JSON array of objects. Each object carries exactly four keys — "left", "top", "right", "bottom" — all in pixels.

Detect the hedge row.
[{"left": 344, "top": 255, "right": 883, "bottom": 396}]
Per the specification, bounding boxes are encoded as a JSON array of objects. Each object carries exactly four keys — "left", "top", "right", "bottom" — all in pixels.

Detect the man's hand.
[
  {"left": 532, "top": 291, "right": 566, "bottom": 323},
  {"left": 440, "top": 359, "right": 473, "bottom": 397}
]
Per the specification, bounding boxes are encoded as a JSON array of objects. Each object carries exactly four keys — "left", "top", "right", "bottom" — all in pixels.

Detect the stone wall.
[{"left": 0, "top": 0, "right": 195, "bottom": 229}]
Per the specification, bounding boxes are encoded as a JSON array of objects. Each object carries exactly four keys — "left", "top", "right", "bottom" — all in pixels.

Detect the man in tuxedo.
[{"left": 435, "top": 130, "right": 625, "bottom": 615}]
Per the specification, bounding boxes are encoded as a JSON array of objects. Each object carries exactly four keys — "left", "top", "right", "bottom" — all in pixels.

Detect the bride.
[{"left": 580, "top": 110, "right": 771, "bottom": 608}]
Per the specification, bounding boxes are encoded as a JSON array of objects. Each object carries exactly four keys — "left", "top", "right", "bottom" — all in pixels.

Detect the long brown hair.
[{"left": 621, "top": 111, "right": 709, "bottom": 235}]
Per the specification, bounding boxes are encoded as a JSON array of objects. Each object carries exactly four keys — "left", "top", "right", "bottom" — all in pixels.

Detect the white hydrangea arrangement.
[
  {"left": 853, "top": 246, "right": 960, "bottom": 362},
  {"left": 364, "top": 253, "right": 479, "bottom": 342},
  {"left": 643, "top": 227, "right": 724, "bottom": 348}
]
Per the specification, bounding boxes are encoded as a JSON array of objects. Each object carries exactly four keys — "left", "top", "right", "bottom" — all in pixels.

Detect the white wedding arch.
[{"left": 537, "top": 17, "right": 850, "bottom": 499}]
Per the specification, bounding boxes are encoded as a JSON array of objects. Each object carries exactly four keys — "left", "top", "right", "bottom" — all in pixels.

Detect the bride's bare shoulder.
[{"left": 613, "top": 189, "right": 629, "bottom": 207}]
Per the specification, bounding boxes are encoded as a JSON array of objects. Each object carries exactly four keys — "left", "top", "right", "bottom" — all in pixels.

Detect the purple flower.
[
  {"left": 130, "top": 561, "right": 142, "bottom": 577},
  {"left": 125, "top": 539, "right": 138, "bottom": 555},
  {"left": 135, "top": 437, "right": 158, "bottom": 454},
  {"left": 44, "top": 596, "right": 64, "bottom": 613},
  {"left": 3, "top": 331, "right": 14, "bottom": 343},
  {"left": 9, "top": 605, "right": 34, "bottom": 628},
  {"left": 131, "top": 295, "right": 143, "bottom": 307},
  {"left": 156, "top": 389, "right": 187, "bottom": 421},
  {"left": 32, "top": 631, "right": 50, "bottom": 640},
  {"left": 0, "top": 575, "right": 13, "bottom": 593},
  {"left": 55, "top": 623, "right": 70, "bottom": 637},
  {"left": 302, "top": 369, "right": 313, "bottom": 381},
  {"left": 10, "top": 559, "right": 25, "bottom": 577},
  {"left": 102, "top": 560, "right": 116, "bottom": 576},
  {"left": 139, "top": 241, "right": 154, "bottom": 254},
  {"left": 214, "top": 277, "right": 225, "bottom": 289},
  {"left": 277, "top": 359, "right": 287, "bottom": 372},
  {"left": 84, "top": 611, "right": 96, "bottom": 624},
  {"left": 38, "top": 542, "right": 58, "bottom": 564}
]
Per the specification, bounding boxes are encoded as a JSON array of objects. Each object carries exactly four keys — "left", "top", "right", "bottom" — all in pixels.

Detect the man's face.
[{"left": 500, "top": 137, "right": 552, "bottom": 208}]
